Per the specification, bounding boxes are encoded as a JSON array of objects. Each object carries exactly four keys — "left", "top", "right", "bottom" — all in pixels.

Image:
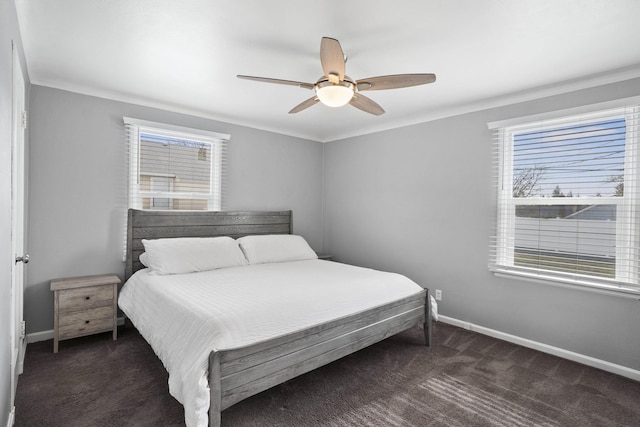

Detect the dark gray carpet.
[{"left": 15, "top": 322, "right": 640, "bottom": 426}]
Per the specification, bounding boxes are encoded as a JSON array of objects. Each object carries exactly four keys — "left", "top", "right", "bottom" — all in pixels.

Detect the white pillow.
[
  {"left": 141, "top": 236, "right": 248, "bottom": 275},
  {"left": 139, "top": 252, "right": 149, "bottom": 267},
  {"left": 237, "top": 234, "right": 317, "bottom": 265}
]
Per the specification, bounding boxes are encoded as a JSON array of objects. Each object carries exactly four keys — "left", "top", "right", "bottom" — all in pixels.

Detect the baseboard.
[
  {"left": 6, "top": 406, "right": 15, "bottom": 427},
  {"left": 26, "top": 329, "right": 53, "bottom": 344},
  {"left": 439, "top": 315, "right": 640, "bottom": 382},
  {"left": 18, "top": 340, "right": 27, "bottom": 374},
  {"left": 26, "top": 317, "right": 127, "bottom": 344}
]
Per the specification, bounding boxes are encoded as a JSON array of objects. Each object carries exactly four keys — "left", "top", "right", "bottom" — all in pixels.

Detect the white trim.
[
  {"left": 34, "top": 65, "right": 640, "bottom": 143},
  {"left": 493, "top": 270, "right": 640, "bottom": 300},
  {"left": 10, "top": 42, "right": 27, "bottom": 415},
  {"left": 439, "top": 315, "right": 640, "bottom": 382},
  {"left": 490, "top": 104, "right": 640, "bottom": 295},
  {"left": 125, "top": 119, "right": 224, "bottom": 213},
  {"left": 26, "top": 329, "right": 53, "bottom": 343},
  {"left": 123, "top": 117, "right": 230, "bottom": 141},
  {"left": 6, "top": 407, "right": 15, "bottom": 427},
  {"left": 18, "top": 340, "right": 26, "bottom": 375},
  {"left": 487, "top": 95, "right": 640, "bottom": 129},
  {"left": 127, "top": 123, "right": 141, "bottom": 210}
]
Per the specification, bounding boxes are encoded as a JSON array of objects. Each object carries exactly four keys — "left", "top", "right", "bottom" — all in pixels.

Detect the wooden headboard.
[{"left": 125, "top": 209, "right": 292, "bottom": 280}]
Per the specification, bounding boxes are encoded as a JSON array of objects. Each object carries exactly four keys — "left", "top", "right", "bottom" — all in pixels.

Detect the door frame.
[{"left": 10, "top": 40, "right": 27, "bottom": 411}]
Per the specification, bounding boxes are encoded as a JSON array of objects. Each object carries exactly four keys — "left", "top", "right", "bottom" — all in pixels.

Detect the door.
[{"left": 10, "top": 42, "right": 27, "bottom": 409}]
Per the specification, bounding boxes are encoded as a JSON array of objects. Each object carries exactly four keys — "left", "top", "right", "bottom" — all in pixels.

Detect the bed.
[{"left": 120, "top": 209, "right": 431, "bottom": 427}]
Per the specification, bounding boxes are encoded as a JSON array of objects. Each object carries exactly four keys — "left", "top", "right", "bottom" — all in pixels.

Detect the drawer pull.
[
  {"left": 85, "top": 296, "right": 91, "bottom": 300},
  {"left": 85, "top": 320, "right": 90, "bottom": 324}
]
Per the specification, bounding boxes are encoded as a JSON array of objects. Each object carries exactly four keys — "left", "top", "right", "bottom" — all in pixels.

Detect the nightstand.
[{"left": 50, "top": 274, "right": 121, "bottom": 353}]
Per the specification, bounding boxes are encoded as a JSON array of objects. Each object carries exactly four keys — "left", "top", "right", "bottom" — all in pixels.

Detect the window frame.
[
  {"left": 124, "top": 117, "right": 229, "bottom": 212},
  {"left": 488, "top": 98, "right": 640, "bottom": 298}
]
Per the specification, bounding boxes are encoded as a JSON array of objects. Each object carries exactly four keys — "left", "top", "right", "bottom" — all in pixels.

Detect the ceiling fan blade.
[
  {"left": 320, "top": 37, "right": 345, "bottom": 82},
  {"left": 288, "top": 96, "right": 320, "bottom": 114},
  {"left": 349, "top": 93, "right": 385, "bottom": 116},
  {"left": 356, "top": 73, "right": 436, "bottom": 91},
  {"left": 237, "top": 75, "right": 315, "bottom": 90}
]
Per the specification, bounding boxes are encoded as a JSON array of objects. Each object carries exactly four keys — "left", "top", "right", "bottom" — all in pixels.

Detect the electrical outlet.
[{"left": 435, "top": 289, "right": 442, "bottom": 301}]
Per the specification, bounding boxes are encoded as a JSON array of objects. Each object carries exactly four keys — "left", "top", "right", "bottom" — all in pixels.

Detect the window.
[
  {"left": 124, "top": 117, "right": 228, "bottom": 211},
  {"left": 489, "top": 102, "right": 640, "bottom": 296}
]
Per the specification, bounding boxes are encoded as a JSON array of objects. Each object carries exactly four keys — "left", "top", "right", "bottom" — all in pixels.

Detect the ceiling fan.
[{"left": 237, "top": 37, "right": 436, "bottom": 116}]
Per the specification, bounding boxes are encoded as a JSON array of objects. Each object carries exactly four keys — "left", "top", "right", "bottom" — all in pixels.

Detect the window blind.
[
  {"left": 124, "top": 117, "right": 228, "bottom": 212},
  {"left": 489, "top": 104, "right": 640, "bottom": 296}
]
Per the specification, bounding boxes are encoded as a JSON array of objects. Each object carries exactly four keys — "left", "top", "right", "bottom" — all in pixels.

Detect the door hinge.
[
  {"left": 20, "top": 321, "right": 26, "bottom": 339},
  {"left": 21, "top": 111, "right": 27, "bottom": 129}
]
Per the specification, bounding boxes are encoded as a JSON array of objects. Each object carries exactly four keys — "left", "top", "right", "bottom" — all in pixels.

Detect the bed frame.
[{"left": 125, "top": 208, "right": 431, "bottom": 427}]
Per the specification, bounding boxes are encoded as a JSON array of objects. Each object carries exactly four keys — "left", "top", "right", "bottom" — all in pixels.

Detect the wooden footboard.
[{"left": 208, "top": 289, "right": 431, "bottom": 426}]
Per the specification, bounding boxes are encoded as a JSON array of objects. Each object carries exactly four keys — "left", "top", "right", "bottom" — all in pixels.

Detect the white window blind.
[
  {"left": 124, "top": 117, "right": 228, "bottom": 212},
  {"left": 489, "top": 102, "right": 640, "bottom": 297}
]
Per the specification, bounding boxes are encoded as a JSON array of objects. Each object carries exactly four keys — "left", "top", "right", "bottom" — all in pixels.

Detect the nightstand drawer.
[
  {"left": 58, "top": 285, "right": 113, "bottom": 311},
  {"left": 51, "top": 273, "right": 121, "bottom": 353},
  {"left": 58, "top": 306, "right": 115, "bottom": 340}
]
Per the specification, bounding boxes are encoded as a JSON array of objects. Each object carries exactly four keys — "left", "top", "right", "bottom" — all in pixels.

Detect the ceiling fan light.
[{"left": 316, "top": 82, "right": 354, "bottom": 107}]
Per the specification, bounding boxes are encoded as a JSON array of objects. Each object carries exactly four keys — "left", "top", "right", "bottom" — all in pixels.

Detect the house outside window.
[
  {"left": 148, "top": 175, "right": 173, "bottom": 210},
  {"left": 124, "top": 117, "right": 229, "bottom": 212},
  {"left": 488, "top": 102, "right": 640, "bottom": 296}
]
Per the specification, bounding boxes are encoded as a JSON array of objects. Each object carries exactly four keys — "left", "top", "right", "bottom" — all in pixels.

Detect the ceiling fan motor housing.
[{"left": 315, "top": 76, "right": 355, "bottom": 107}]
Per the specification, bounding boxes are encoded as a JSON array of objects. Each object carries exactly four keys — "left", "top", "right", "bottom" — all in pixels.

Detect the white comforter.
[{"left": 118, "top": 259, "right": 424, "bottom": 427}]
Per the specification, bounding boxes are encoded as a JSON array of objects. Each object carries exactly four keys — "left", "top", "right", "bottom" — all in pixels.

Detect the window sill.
[{"left": 492, "top": 268, "right": 640, "bottom": 300}]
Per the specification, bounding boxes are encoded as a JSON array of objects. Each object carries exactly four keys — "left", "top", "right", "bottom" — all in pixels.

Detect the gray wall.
[
  {"left": 1, "top": 0, "right": 29, "bottom": 423},
  {"left": 323, "top": 77, "right": 640, "bottom": 371},
  {"left": 26, "top": 85, "right": 323, "bottom": 334},
  {"left": 23, "top": 68, "right": 640, "bottom": 376}
]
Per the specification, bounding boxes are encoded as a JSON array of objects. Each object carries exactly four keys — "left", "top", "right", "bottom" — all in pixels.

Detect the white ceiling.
[{"left": 15, "top": 0, "right": 640, "bottom": 142}]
